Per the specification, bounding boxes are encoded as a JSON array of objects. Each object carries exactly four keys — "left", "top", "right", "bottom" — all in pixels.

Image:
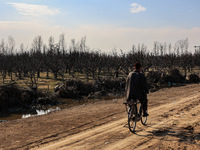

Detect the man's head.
[{"left": 134, "top": 62, "right": 142, "bottom": 72}]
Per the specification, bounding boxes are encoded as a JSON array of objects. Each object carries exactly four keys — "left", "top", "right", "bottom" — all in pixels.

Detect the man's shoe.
[{"left": 143, "top": 112, "right": 149, "bottom": 117}]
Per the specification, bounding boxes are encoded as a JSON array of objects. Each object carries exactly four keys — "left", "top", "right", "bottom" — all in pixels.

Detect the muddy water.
[{"left": 0, "top": 96, "right": 123, "bottom": 122}]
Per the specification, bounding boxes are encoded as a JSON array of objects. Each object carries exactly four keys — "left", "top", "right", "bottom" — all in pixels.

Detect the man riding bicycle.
[{"left": 125, "top": 62, "right": 149, "bottom": 117}]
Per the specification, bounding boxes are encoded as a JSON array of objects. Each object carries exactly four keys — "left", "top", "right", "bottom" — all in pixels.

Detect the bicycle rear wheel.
[{"left": 128, "top": 106, "right": 137, "bottom": 133}]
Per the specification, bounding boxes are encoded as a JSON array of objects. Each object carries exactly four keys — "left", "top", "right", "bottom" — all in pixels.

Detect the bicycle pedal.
[
  {"left": 132, "top": 117, "right": 140, "bottom": 122},
  {"left": 133, "top": 117, "right": 140, "bottom": 122},
  {"left": 136, "top": 117, "right": 141, "bottom": 121}
]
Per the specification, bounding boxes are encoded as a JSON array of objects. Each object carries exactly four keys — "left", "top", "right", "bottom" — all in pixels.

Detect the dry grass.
[
  {"left": 0, "top": 72, "right": 64, "bottom": 92},
  {"left": 0, "top": 71, "right": 125, "bottom": 92},
  {"left": 1, "top": 67, "right": 199, "bottom": 92}
]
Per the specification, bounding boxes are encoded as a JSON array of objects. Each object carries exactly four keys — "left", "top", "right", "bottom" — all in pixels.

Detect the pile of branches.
[
  {"left": 98, "top": 77, "right": 126, "bottom": 92},
  {"left": 55, "top": 78, "right": 126, "bottom": 99},
  {"left": 189, "top": 74, "right": 200, "bottom": 83},
  {"left": 146, "top": 69, "right": 200, "bottom": 92},
  {"left": 168, "top": 69, "right": 186, "bottom": 83},
  {"left": 147, "top": 69, "right": 186, "bottom": 85},
  {"left": 55, "top": 80, "right": 96, "bottom": 99}
]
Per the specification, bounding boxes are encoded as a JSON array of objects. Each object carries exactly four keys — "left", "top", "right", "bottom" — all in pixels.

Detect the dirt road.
[{"left": 0, "top": 84, "right": 200, "bottom": 150}]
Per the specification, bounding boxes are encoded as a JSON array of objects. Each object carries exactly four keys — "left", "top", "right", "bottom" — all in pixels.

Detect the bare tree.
[
  {"left": 32, "top": 36, "right": 44, "bottom": 78},
  {"left": 58, "top": 33, "right": 67, "bottom": 54}
]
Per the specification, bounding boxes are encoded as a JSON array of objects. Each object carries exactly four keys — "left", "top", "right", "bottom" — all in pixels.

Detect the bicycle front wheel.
[{"left": 128, "top": 107, "right": 136, "bottom": 133}]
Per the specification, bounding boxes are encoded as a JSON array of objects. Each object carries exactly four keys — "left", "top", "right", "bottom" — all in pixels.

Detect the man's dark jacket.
[{"left": 125, "top": 71, "right": 149, "bottom": 101}]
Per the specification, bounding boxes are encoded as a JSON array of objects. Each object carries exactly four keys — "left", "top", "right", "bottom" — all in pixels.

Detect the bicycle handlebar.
[{"left": 124, "top": 99, "right": 142, "bottom": 105}]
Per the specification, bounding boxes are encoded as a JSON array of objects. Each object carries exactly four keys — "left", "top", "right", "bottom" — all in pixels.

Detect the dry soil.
[{"left": 0, "top": 84, "right": 200, "bottom": 150}]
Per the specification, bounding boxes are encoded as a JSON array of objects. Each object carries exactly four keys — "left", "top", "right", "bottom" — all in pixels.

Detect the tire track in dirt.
[
  {"left": 35, "top": 92, "right": 200, "bottom": 150},
  {"left": 126, "top": 102, "right": 200, "bottom": 150},
  {"left": 16, "top": 111, "right": 125, "bottom": 150},
  {"left": 104, "top": 94, "right": 200, "bottom": 150}
]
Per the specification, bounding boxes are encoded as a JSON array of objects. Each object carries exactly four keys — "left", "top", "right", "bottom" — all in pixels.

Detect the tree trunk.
[
  {"left": 18, "top": 71, "right": 22, "bottom": 79},
  {"left": 115, "top": 70, "right": 119, "bottom": 78},
  {"left": 184, "top": 67, "right": 187, "bottom": 80},
  {"left": 98, "top": 67, "right": 101, "bottom": 79},
  {"left": 30, "top": 73, "right": 33, "bottom": 86},
  {"left": 37, "top": 71, "right": 40, "bottom": 78},
  {"left": 92, "top": 71, "right": 95, "bottom": 79},
  {"left": 46, "top": 71, "right": 49, "bottom": 79},
  {"left": 54, "top": 72, "right": 58, "bottom": 79},
  {"left": 10, "top": 72, "right": 13, "bottom": 81},
  {"left": 68, "top": 68, "right": 71, "bottom": 75},
  {"left": 24, "top": 71, "right": 29, "bottom": 77}
]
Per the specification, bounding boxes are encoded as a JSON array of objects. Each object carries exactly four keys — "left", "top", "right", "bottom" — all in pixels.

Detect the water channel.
[{"left": 0, "top": 96, "right": 122, "bottom": 122}]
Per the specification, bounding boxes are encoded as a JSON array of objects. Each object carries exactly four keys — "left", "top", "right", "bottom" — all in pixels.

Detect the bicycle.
[{"left": 124, "top": 99, "right": 147, "bottom": 133}]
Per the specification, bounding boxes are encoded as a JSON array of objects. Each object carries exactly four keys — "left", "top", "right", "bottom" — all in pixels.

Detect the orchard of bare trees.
[
  {"left": 0, "top": 35, "right": 200, "bottom": 86},
  {"left": 0, "top": 35, "right": 200, "bottom": 111}
]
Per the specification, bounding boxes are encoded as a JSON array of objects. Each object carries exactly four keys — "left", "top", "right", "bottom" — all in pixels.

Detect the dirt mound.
[
  {"left": 0, "top": 84, "right": 23, "bottom": 110},
  {"left": 0, "top": 83, "right": 58, "bottom": 112}
]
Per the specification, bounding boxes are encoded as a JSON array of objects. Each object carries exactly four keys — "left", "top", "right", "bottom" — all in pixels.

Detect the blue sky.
[{"left": 0, "top": 0, "right": 200, "bottom": 53}]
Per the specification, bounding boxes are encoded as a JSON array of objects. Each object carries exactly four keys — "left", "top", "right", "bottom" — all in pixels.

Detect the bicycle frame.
[
  {"left": 124, "top": 99, "right": 147, "bottom": 133},
  {"left": 124, "top": 99, "right": 141, "bottom": 117}
]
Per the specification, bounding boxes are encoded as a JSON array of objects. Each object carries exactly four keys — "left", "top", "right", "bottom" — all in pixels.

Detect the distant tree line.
[{"left": 0, "top": 35, "right": 200, "bottom": 85}]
